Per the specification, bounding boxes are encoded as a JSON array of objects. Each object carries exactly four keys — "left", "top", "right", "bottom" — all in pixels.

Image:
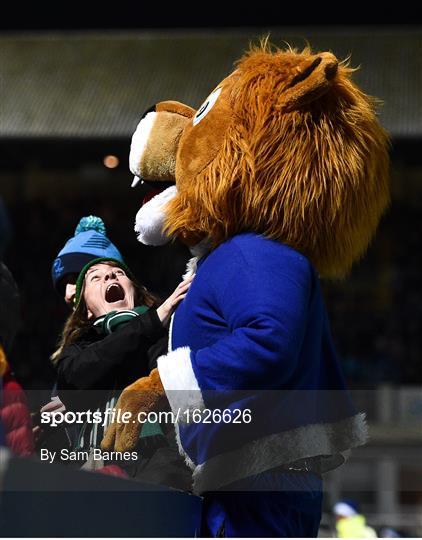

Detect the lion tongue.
[{"left": 105, "top": 283, "right": 125, "bottom": 303}]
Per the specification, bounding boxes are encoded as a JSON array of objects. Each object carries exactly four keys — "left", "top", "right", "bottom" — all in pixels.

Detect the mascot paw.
[{"left": 101, "top": 368, "right": 167, "bottom": 452}]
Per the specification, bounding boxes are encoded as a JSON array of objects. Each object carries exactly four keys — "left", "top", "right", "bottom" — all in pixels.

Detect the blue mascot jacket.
[{"left": 157, "top": 232, "right": 367, "bottom": 494}]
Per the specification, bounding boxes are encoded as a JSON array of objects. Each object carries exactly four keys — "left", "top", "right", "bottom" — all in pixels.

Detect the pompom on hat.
[{"left": 51, "top": 216, "right": 124, "bottom": 294}]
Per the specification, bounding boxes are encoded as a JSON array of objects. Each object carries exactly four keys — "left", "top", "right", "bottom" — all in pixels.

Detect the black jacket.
[
  {"left": 53, "top": 309, "right": 192, "bottom": 491},
  {"left": 56, "top": 309, "right": 167, "bottom": 413}
]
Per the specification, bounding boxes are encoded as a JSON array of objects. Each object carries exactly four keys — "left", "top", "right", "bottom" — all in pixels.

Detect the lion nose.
[{"left": 319, "top": 52, "right": 338, "bottom": 80}]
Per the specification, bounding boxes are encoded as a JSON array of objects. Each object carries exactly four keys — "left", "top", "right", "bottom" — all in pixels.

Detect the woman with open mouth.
[{"left": 50, "top": 257, "right": 193, "bottom": 488}]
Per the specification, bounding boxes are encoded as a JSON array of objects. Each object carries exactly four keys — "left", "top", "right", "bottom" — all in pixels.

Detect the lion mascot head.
[{"left": 130, "top": 40, "right": 390, "bottom": 278}]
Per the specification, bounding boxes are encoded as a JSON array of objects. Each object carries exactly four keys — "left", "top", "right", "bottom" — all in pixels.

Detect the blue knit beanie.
[{"left": 51, "top": 216, "right": 124, "bottom": 293}]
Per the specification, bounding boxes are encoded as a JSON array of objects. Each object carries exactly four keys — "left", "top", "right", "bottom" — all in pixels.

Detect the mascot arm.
[
  {"left": 101, "top": 367, "right": 167, "bottom": 452},
  {"left": 158, "top": 244, "right": 313, "bottom": 415}
]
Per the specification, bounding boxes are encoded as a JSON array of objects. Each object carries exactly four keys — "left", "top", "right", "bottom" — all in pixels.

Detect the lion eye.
[{"left": 193, "top": 87, "right": 222, "bottom": 126}]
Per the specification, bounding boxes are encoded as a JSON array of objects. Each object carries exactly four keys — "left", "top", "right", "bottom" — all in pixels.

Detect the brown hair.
[
  {"left": 51, "top": 262, "right": 158, "bottom": 364},
  {"left": 164, "top": 41, "right": 390, "bottom": 278}
]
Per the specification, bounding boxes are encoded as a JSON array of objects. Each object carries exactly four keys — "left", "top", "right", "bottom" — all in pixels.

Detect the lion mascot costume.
[{"left": 102, "top": 41, "right": 390, "bottom": 537}]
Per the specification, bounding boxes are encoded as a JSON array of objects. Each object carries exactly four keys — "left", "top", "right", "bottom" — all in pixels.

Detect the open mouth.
[
  {"left": 133, "top": 180, "right": 175, "bottom": 208},
  {"left": 105, "top": 283, "right": 125, "bottom": 303}
]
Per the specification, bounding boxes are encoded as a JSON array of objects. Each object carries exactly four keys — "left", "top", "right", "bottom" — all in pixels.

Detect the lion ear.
[{"left": 280, "top": 52, "right": 339, "bottom": 111}]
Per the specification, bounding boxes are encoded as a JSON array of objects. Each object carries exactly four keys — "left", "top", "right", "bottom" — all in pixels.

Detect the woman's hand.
[{"left": 156, "top": 275, "right": 194, "bottom": 327}]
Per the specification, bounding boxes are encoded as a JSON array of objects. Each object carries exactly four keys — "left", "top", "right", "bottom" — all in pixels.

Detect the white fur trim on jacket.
[
  {"left": 129, "top": 111, "right": 157, "bottom": 177},
  {"left": 183, "top": 238, "right": 212, "bottom": 279},
  {"left": 134, "top": 185, "right": 177, "bottom": 246},
  {"left": 191, "top": 412, "right": 368, "bottom": 494},
  {"left": 161, "top": 326, "right": 197, "bottom": 472},
  {"left": 157, "top": 346, "right": 205, "bottom": 422}
]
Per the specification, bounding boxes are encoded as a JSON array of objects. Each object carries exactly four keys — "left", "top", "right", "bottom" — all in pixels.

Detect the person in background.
[
  {"left": 34, "top": 216, "right": 127, "bottom": 444},
  {"left": 333, "top": 499, "right": 377, "bottom": 538},
  {"left": 0, "top": 198, "right": 12, "bottom": 261},
  {"left": 379, "top": 526, "right": 401, "bottom": 538},
  {"left": 0, "top": 262, "right": 34, "bottom": 457}
]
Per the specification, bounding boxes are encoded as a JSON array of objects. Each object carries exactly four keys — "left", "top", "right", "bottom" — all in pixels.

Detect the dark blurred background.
[{"left": 1, "top": 11, "right": 421, "bottom": 536}]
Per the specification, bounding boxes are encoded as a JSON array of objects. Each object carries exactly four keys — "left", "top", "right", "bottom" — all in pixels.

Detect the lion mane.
[{"left": 164, "top": 41, "right": 390, "bottom": 278}]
